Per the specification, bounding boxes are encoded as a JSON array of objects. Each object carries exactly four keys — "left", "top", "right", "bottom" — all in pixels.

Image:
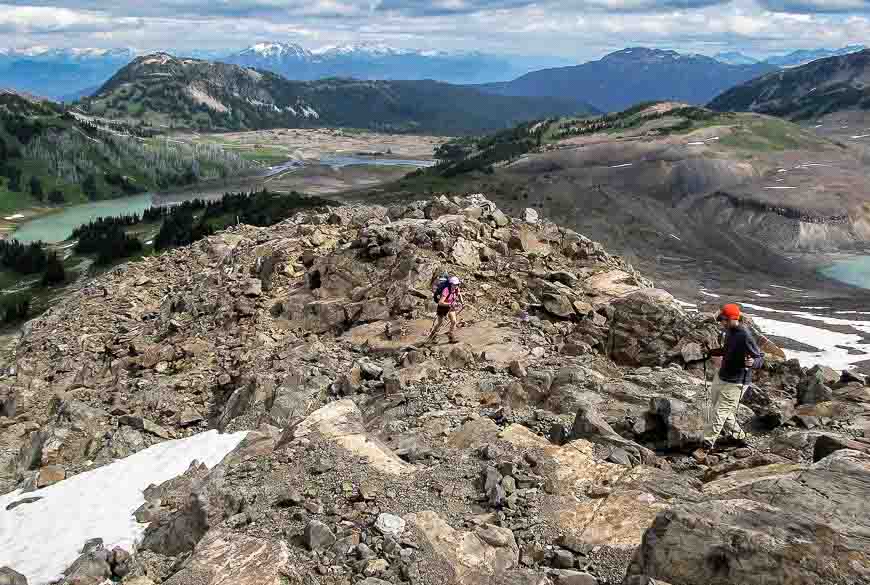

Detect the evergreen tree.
[
  {"left": 41, "top": 252, "right": 66, "bottom": 286},
  {"left": 29, "top": 176, "right": 43, "bottom": 200},
  {"left": 0, "top": 292, "right": 30, "bottom": 324},
  {"left": 7, "top": 167, "right": 22, "bottom": 192},
  {"left": 82, "top": 174, "right": 98, "bottom": 200},
  {"left": 48, "top": 189, "right": 65, "bottom": 204}
]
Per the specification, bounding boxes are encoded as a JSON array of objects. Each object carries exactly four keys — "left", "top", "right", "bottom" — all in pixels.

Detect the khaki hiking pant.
[{"left": 704, "top": 375, "right": 746, "bottom": 445}]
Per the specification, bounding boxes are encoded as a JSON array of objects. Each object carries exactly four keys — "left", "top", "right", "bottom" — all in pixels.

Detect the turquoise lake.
[
  {"left": 12, "top": 194, "right": 155, "bottom": 244},
  {"left": 821, "top": 256, "right": 870, "bottom": 289}
]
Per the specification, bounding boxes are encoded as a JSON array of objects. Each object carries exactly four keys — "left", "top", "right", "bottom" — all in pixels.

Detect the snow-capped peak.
[
  {"left": 0, "top": 46, "right": 135, "bottom": 61},
  {"left": 310, "top": 42, "right": 415, "bottom": 57},
  {"left": 240, "top": 42, "right": 311, "bottom": 60}
]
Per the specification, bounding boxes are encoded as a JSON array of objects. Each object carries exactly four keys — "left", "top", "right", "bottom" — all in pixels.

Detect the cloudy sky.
[{"left": 0, "top": 0, "right": 868, "bottom": 59}]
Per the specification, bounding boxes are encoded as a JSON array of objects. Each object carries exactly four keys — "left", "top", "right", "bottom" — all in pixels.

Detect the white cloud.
[{"left": 0, "top": 0, "right": 867, "bottom": 60}]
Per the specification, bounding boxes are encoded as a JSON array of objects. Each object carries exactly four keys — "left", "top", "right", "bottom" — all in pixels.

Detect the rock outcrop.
[{"left": 1, "top": 194, "right": 868, "bottom": 585}]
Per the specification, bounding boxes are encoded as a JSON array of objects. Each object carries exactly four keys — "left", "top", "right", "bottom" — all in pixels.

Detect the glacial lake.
[
  {"left": 12, "top": 155, "right": 435, "bottom": 244},
  {"left": 12, "top": 193, "right": 155, "bottom": 244},
  {"left": 821, "top": 256, "right": 870, "bottom": 290}
]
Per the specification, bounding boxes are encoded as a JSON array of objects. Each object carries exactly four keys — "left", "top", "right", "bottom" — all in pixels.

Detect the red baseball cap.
[{"left": 718, "top": 303, "right": 741, "bottom": 321}]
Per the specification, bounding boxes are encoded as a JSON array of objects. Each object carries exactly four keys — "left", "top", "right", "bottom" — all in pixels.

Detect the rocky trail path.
[{"left": 0, "top": 195, "right": 868, "bottom": 585}]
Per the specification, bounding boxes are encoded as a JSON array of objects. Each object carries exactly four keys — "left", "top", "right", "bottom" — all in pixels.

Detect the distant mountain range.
[
  {"left": 713, "top": 52, "right": 761, "bottom": 66},
  {"left": 0, "top": 48, "right": 135, "bottom": 100},
  {"left": 713, "top": 45, "right": 866, "bottom": 68},
  {"left": 81, "top": 53, "right": 594, "bottom": 134},
  {"left": 0, "top": 43, "right": 572, "bottom": 99},
  {"left": 2, "top": 42, "right": 866, "bottom": 116},
  {"left": 709, "top": 49, "right": 870, "bottom": 120},
  {"left": 220, "top": 42, "right": 572, "bottom": 84},
  {"left": 476, "top": 48, "right": 777, "bottom": 113}
]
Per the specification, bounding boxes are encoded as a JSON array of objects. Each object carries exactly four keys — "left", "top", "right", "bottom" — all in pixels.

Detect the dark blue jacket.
[{"left": 712, "top": 325, "right": 764, "bottom": 384}]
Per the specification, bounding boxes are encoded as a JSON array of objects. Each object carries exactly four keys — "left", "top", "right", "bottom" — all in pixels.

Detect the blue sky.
[{"left": 0, "top": 0, "right": 868, "bottom": 59}]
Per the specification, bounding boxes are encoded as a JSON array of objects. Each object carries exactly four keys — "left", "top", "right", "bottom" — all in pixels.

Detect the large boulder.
[
  {"left": 452, "top": 238, "right": 481, "bottom": 269},
  {"left": 607, "top": 290, "right": 714, "bottom": 367},
  {"left": 289, "top": 400, "right": 413, "bottom": 476},
  {"left": 164, "top": 530, "right": 295, "bottom": 585},
  {"left": 797, "top": 370, "right": 834, "bottom": 405},
  {"left": 406, "top": 511, "right": 519, "bottom": 584},
  {"left": 647, "top": 397, "right": 704, "bottom": 451},
  {"left": 571, "top": 404, "right": 659, "bottom": 466},
  {"left": 625, "top": 450, "right": 870, "bottom": 585},
  {"left": 301, "top": 300, "right": 347, "bottom": 333},
  {"left": 140, "top": 430, "right": 276, "bottom": 557},
  {"left": 499, "top": 424, "right": 700, "bottom": 548}
]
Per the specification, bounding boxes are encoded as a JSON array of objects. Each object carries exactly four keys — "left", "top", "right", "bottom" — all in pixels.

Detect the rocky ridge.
[{"left": 1, "top": 195, "right": 869, "bottom": 585}]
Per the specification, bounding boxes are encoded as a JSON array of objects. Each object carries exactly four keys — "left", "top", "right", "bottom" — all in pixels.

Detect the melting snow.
[
  {"left": 751, "top": 315, "right": 870, "bottom": 371},
  {"left": 0, "top": 430, "right": 247, "bottom": 585},
  {"left": 3, "top": 214, "right": 24, "bottom": 220},
  {"left": 852, "top": 134, "right": 870, "bottom": 139},
  {"left": 765, "top": 186, "right": 796, "bottom": 189},
  {"left": 769, "top": 284, "right": 803, "bottom": 292},
  {"left": 741, "top": 304, "right": 870, "bottom": 370},
  {"left": 699, "top": 290, "right": 720, "bottom": 298},
  {"left": 185, "top": 85, "right": 228, "bottom": 113},
  {"left": 610, "top": 163, "right": 633, "bottom": 168}
]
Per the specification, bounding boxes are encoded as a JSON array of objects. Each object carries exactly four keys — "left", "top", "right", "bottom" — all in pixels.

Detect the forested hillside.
[
  {"left": 0, "top": 90, "right": 254, "bottom": 212},
  {"left": 80, "top": 53, "right": 594, "bottom": 135},
  {"left": 710, "top": 49, "right": 870, "bottom": 119}
]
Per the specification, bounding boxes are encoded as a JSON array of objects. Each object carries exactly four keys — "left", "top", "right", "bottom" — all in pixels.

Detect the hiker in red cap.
[{"left": 702, "top": 303, "right": 765, "bottom": 452}]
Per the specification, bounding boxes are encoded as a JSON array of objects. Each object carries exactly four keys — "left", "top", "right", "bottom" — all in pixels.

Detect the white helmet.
[{"left": 448, "top": 276, "right": 461, "bottom": 285}]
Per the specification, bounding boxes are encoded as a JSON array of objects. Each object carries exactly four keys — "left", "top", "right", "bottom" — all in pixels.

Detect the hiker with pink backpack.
[{"left": 427, "top": 274, "right": 464, "bottom": 344}]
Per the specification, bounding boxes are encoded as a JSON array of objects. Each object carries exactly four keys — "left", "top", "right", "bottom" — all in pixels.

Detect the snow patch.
[
  {"left": 300, "top": 105, "right": 319, "bottom": 119},
  {"left": 0, "top": 430, "right": 247, "bottom": 585},
  {"left": 185, "top": 85, "right": 228, "bottom": 113},
  {"left": 750, "top": 315, "right": 870, "bottom": 371},
  {"left": 141, "top": 54, "right": 172, "bottom": 66},
  {"left": 669, "top": 234, "right": 681, "bottom": 241},
  {"left": 699, "top": 290, "right": 720, "bottom": 298},
  {"left": 609, "top": 163, "right": 633, "bottom": 168},
  {"left": 3, "top": 214, "right": 24, "bottom": 220},
  {"left": 852, "top": 134, "right": 870, "bottom": 139}
]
